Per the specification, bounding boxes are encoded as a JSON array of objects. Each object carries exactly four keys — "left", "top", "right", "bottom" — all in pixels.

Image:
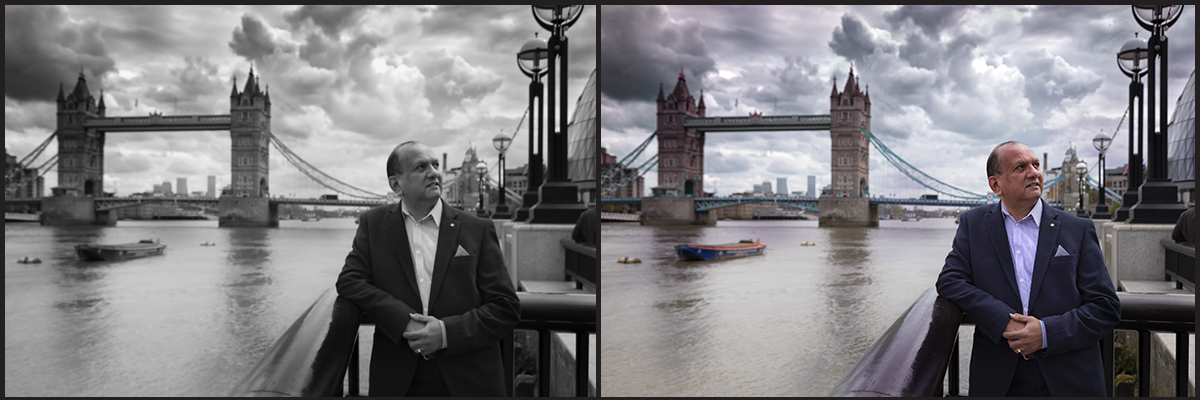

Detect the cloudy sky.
[
  {"left": 601, "top": 5, "right": 1195, "bottom": 198},
  {"left": 5, "top": 5, "right": 595, "bottom": 197}
]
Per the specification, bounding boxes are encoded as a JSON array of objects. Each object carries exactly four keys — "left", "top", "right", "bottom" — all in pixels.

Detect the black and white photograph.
[{"left": 6, "top": 5, "right": 597, "bottom": 397}]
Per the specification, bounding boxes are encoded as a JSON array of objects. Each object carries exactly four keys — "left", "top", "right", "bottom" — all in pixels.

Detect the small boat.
[
  {"left": 76, "top": 239, "right": 166, "bottom": 261},
  {"left": 18, "top": 257, "right": 41, "bottom": 264},
  {"left": 201, "top": 242, "right": 217, "bottom": 247},
  {"left": 800, "top": 242, "right": 816, "bottom": 246},
  {"left": 675, "top": 239, "right": 766, "bottom": 261},
  {"left": 617, "top": 257, "right": 642, "bottom": 264}
]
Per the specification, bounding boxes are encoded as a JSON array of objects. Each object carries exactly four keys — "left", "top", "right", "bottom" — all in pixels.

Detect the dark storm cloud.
[
  {"left": 829, "top": 14, "right": 879, "bottom": 65},
  {"left": 600, "top": 5, "right": 716, "bottom": 102},
  {"left": 284, "top": 5, "right": 373, "bottom": 37},
  {"left": 229, "top": 14, "right": 279, "bottom": 62},
  {"left": 883, "top": 5, "right": 974, "bottom": 37},
  {"left": 4, "top": 5, "right": 116, "bottom": 102}
]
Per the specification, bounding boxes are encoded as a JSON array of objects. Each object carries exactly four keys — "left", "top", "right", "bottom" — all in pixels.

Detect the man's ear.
[
  {"left": 988, "top": 176, "right": 1001, "bottom": 196},
  {"left": 388, "top": 176, "right": 401, "bottom": 195}
]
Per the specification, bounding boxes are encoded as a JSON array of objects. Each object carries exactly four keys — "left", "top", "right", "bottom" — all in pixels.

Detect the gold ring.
[
  {"left": 1016, "top": 348, "right": 1022, "bottom": 354},
  {"left": 416, "top": 348, "right": 422, "bottom": 354}
]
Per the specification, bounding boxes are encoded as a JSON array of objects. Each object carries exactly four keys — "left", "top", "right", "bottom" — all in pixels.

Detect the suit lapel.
[
  {"left": 427, "top": 203, "right": 461, "bottom": 313},
  {"left": 986, "top": 202, "right": 1021, "bottom": 301},
  {"left": 1028, "top": 202, "right": 1060, "bottom": 311},
  {"left": 386, "top": 203, "right": 422, "bottom": 303}
]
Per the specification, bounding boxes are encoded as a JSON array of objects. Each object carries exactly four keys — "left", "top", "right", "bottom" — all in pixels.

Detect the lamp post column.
[{"left": 1129, "top": 5, "right": 1186, "bottom": 223}]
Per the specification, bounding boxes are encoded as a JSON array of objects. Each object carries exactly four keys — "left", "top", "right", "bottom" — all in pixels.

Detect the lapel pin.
[{"left": 1050, "top": 223, "right": 1055, "bottom": 227}]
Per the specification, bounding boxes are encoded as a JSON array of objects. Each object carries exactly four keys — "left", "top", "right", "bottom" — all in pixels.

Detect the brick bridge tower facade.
[
  {"left": 820, "top": 66, "right": 878, "bottom": 227},
  {"left": 55, "top": 72, "right": 106, "bottom": 196},
  {"left": 655, "top": 70, "right": 706, "bottom": 196},
  {"left": 229, "top": 67, "right": 272, "bottom": 198}
]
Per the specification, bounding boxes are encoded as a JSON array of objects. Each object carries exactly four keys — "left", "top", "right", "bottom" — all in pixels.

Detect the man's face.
[
  {"left": 390, "top": 144, "right": 442, "bottom": 202},
  {"left": 989, "top": 143, "right": 1043, "bottom": 204}
]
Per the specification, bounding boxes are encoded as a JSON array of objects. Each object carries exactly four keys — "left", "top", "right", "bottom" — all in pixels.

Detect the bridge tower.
[
  {"left": 655, "top": 70, "right": 706, "bottom": 196},
  {"left": 219, "top": 67, "right": 278, "bottom": 227},
  {"left": 229, "top": 67, "right": 271, "bottom": 198},
  {"left": 819, "top": 67, "right": 878, "bottom": 227},
  {"left": 55, "top": 72, "right": 106, "bottom": 196}
]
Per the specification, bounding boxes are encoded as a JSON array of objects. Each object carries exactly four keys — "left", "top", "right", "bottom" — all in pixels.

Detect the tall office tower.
[
  {"left": 807, "top": 175, "right": 816, "bottom": 197},
  {"left": 777, "top": 177, "right": 788, "bottom": 197},
  {"left": 207, "top": 176, "right": 216, "bottom": 197},
  {"left": 177, "top": 178, "right": 188, "bottom": 198},
  {"left": 762, "top": 181, "right": 772, "bottom": 194}
]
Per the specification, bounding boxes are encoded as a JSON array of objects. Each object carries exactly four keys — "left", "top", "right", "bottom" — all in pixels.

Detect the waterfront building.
[
  {"left": 162, "top": 181, "right": 173, "bottom": 196},
  {"left": 600, "top": 147, "right": 644, "bottom": 199},
  {"left": 807, "top": 175, "right": 816, "bottom": 197},
  {"left": 763, "top": 180, "right": 773, "bottom": 196},
  {"left": 1167, "top": 70, "right": 1195, "bottom": 205},
  {"left": 568, "top": 69, "right": 598, "bottom": 204},
  {"left": 4, "top": 148, "right": 45, "bottom": 199},
  {"left": 777, "top": 177, "right": 788, "bottom": 197},
  {"left": 207, "top": 175, "right": 216, "bottom": 197}
]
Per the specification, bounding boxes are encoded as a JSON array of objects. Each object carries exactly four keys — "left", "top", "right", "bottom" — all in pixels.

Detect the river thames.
[
  {"left": 600, "top": 217, "right": 975, "bottom": 396},
  {"left": 4, "top": 219, "right": 362, "bottom": 396}
]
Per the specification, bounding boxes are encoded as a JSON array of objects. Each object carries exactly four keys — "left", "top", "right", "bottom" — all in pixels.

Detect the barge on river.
[
  {"left": 675, "top": 239, "right": 766, "bottom": 261},
  {"left": 75, "top": 239, "right": 166, "bottom": 261}
]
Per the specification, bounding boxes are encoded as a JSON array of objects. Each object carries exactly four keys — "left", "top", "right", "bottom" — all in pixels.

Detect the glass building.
[
  {"left": 1167, "top": 69, "right": 1195, "bottom": 205},
  {"left": 568, "top": 69, "right": 598, "bottom": 204}
]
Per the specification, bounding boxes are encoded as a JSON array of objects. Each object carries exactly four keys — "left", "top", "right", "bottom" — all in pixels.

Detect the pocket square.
[
  {"left": 1054, "top": 245, "right": 1070, "bottom": 257},
  {"left": 454, "top": 245, "right": 470, "bottom": 257}
]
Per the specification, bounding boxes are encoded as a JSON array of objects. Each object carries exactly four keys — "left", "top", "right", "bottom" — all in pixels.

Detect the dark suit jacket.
[
  {"left": 337, "top": 201, "right": 520, "bottom": 396},
  {"left": 936, "top": 200, "right": 1120, "bottom": 396}
]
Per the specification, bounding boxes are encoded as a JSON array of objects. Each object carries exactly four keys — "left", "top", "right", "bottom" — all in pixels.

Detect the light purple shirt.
[{"left": 999, "top": 199, "right": 1049, "bottom": 351}]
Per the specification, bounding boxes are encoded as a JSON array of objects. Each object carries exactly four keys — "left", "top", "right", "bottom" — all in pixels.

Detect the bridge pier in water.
[
  {"left": 640, "top": 196, "right": 715, "bottom": 226},
  {"left": 40, "top": 196, "right": 113, "bottom": 226},
  {"left": 218, "top": 197, "right": 279, "bottom": 228},
  {"left": 817, "top": 197, "right": 878, "bottom": 227}
]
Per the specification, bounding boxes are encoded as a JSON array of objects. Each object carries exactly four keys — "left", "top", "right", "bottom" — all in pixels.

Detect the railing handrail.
[
  {"left": 559, "top": 238, "right": 596, "bottom": 259},
  {"left": 1161, "top": 238, "right": 1196, "bottom": 258},
  {"left": 230, "top": 289, "right": 595, "bottom": 397},
  {"left": 829, "top": 288, "right": 961, "bottom": 397},
  {"left": 832, "top": 288, "right": 1195, "bottom": 397}
]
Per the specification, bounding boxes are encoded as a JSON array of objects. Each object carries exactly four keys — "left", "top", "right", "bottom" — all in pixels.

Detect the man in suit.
[
  {"left": 337, "top": 141, "right": 520, "bottom": 396},
  {"left": 937, "top": 141, "right": 1120, "bottom": 396}
]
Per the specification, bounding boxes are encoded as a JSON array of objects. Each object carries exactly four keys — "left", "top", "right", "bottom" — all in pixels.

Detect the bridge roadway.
[
  {"left": 601, "top": 196, "right": 992, "bottom": 210},
  {"left": 682, "top": 114, "right": 832, "bottom": 132},
  {"left": 83, "top": 114, "right": 232, "bottom": 132},
  {"left": 7, "top": 196, "right": 389, "bottom": 212}
]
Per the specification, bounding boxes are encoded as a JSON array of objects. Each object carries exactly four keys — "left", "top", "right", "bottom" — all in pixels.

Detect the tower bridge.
[
  {"left": 640, "top": 67, "right": 879, "bottom": 226},
  {"left": 10, "top": 67, "right": 402, "bottom": 227}
]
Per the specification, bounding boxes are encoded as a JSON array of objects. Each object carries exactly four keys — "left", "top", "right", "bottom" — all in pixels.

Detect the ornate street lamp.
[
  {"left": 492, "top": 131, "right": 513, "bottom": 219},
  {"left": 1129, "top": 4, "right": 1187, "bottom": 224},
  {"left": 1076, "top": 161, "right": 1089, "bottom": 217},
  {"left": 513, "top": 35, "right": 548, "bottom": 222},
  {"left": 476, "top": 160, "right": 489, "bottom": 217},
  {"left": 1093, "top": 132, "right": 1113, "bottom": 220},
  {"left": 528, "top": 5, "right": 587, "bottom": 224},
  {"left": 1114, "top": 34, "right": 1148, "bottom": 221}
]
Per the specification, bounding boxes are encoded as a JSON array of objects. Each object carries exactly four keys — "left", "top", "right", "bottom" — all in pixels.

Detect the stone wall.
[
  {"left": 818, "top": 197, "right": 878, "bottom": 227},
  {"left": 40, "top": 196, "right": 95, "bottom": 226},
  {"left": 642, "top": 196, "right": 710, "bottom": 225},
  {"left": 218, "top": 197, "right": 278, "bottom": 227}
]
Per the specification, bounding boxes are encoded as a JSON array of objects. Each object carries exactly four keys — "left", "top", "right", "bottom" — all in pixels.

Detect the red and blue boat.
[{"left": 675, "top": 239, "right": 767, "bottom": 261}]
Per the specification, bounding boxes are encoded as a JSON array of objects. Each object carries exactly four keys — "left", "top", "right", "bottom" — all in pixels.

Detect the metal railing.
[
  {"left": 229, "top": 288, "right": 596, "bottom": 397},
  {"left": 1161, "top": 238, "right": 1195, "bottom": 291},
  {"left": 831, "top": 288, "right": 1195, "bottom": 397},
  {"left": 561, "top": 238, "right": 597, "bottom": 293}
]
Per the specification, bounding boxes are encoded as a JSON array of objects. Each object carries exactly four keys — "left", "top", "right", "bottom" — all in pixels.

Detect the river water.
[
  {"left": 4, "top": 219, "right": 359, "bottom": 396},
  {"left": 600, "top": 218, "right": 972, "bottom": 396}
]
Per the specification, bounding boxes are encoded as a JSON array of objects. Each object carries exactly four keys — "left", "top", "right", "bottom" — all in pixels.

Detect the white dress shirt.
[
  {"left": 999, "top": 199, "right": 1048, "bottom": 351},
  {"left": 400, "top": 199, "right": 448, "bottom": 350}
]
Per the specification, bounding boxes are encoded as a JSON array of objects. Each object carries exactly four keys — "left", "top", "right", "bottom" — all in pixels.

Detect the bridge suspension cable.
[
  {"left": 267, "top": 133, "right": 390, "bottom": 200},
  {"left": 601, "top": 130, "right": 657, "bottom": 191},
  {"left": 861, "top": 127, "right": 989, "bottom": 200},
  {"left": 602, "top": 155, "right": 657, "bottom": 196}
]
